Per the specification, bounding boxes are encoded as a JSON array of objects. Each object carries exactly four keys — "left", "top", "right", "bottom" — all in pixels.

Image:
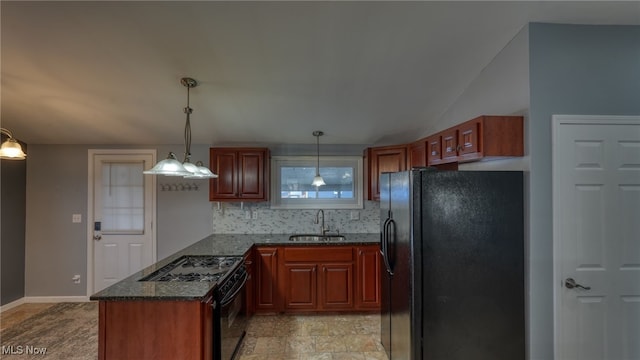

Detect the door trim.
[
  {"left": 86, "top": 149, "right": 157, "bottom": 296},
  {"left": 551, "top": 114, "right": 640, "bottom": 358}
]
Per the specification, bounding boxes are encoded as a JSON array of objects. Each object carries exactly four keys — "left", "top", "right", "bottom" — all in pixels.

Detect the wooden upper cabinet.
[
  {"left": 209, "top": 147, "right": 269, "bottom": 202},
  {"left": 365, "top": 145, "right": 408, "bottom": 201},
  {"left": 440, "top": 128, "right": 459, "bottom": 163},
  {"left": 426, "top": 134, "right": 443, "bottom": 165},
  {"left": 409, "top": 140, "right": 427, "bottom": 168},
  {"left": 428, "top": 115, "right": 524, "bottom": 165}
]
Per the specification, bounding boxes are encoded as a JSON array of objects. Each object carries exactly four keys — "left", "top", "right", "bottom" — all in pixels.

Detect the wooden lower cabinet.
[
  {"left": 320, "top": 263, "right": 354, "bottom": 310},
  {"left": 283, "top": 263, "right": 318, "bottom": 310},
  {"left": 253, "top": 245, "right": 381, "bottom": 314},
  {"left": 282, "top": 246, "right": 354, "bottom": 312},
  {"left": 98, "top": 296, "right": 213, "bottom": 360},
  {"left": 254, "top": 247, "right": 282, "bottom": 312},
  {"left": 356, "top": 245, "right": 381, "bottom": 309}
]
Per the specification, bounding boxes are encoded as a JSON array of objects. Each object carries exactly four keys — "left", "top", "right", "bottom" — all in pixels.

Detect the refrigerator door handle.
[
  {"left": 380, "top": 217, "right": 390, "bottom": 253},
  {"left": 383, "top": 218, "right": 394, "bottom": 275}
]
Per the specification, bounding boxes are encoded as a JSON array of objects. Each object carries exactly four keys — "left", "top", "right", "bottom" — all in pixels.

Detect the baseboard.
[
  {"left": 23, "top": 296, "right": 91, "bottom": 303},
  {"left": 0, "top": 297, "right": 27, "bottom": 312}
]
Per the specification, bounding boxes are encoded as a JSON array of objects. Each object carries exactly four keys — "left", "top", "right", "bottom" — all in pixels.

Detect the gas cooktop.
[{"left": 139, "top": 255, "right": 242, "bottom": 282}]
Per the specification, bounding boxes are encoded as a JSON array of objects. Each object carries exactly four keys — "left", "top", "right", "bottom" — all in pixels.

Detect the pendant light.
[
  {"left": 311, "top": 131, "right": 326, "bottom": 187},
  {"left": 144, "top": 77, "right": 217, "bottom": 178},
  {"left": 0, "top": 128, "right": 27, "bottom": 160}
]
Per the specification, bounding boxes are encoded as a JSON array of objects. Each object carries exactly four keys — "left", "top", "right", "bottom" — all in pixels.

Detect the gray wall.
[
  {"left": 24, "top": 144, "right": 215, "bottom": 296},
  {"left": 528, "top": 23, "right": 640, "bottom": 359},
  {"left": 22, "top": 142, "right": 371, "bottom": 296},
  {"left": 1, "top": 157, "right": 27, "bottom": 305}
]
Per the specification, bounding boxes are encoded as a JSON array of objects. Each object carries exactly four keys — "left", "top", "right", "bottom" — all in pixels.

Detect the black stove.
[{"left": 139, "top": 255, "right": 242, "bottom": 283}]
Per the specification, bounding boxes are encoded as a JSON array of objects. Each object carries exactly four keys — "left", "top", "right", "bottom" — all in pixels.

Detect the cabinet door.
[
  {"left": 238, "top": 150, "right": 266, "bottom": 200},
  {"left": 283, "top": 263, "right": 317, "bottom": 311},
  {"left": 255, "top": 247, "right": 281, "bottom": 312},
  {"left": 440, "top": 128, "right": 459, "bottom": 163},
  {"left": 356, "top": 246, "right": 381, "bottom": 309},
  {"left": 409, "top": 140, "right": 426, "bottom": 168},
  {"left": 457, "top": 119, "right": 480, "bottom": 157},
  {"left": 319, "top": 263, "right": 354, "bottom": 310},
  {"left": 366, "top": 146, "right": 407, "bottom": 201},
  {"left": 209, "top": 149, "right": 238, "bottom": 200},
  {"left": 426, "top": 134, "right": 443, "bottom": 165}
]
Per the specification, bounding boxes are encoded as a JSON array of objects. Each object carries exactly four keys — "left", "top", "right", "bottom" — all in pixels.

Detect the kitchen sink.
[{"left": 289, "top": 234, "right": 346, "bottom": 242}]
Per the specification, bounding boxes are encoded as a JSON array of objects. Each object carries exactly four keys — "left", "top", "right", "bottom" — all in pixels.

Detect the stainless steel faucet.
[{"left": 315, "top": 209, "right": 328, "bottom": 235}]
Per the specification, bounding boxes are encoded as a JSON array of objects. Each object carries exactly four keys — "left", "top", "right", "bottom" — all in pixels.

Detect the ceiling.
[{"left": 2, "top": 1, "right": 639, "bottom": 146}]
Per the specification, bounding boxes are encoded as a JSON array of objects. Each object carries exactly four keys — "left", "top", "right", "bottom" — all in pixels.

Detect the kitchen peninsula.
[{"left": 90, "top": 233, "right": 379, "bottom": 360}]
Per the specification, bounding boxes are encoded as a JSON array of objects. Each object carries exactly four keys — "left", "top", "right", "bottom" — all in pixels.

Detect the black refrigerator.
[{"left": 380, "top": 169, "right": 524, "bottom": 360}]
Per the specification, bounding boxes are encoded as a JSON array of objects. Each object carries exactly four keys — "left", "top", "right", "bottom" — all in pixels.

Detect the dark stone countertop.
[{"left": 89, "top": 233, "right": 379, "bottom": 301}]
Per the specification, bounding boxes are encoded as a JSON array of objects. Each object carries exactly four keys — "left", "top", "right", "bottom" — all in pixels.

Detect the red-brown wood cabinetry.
[
  {"left": 254, "top": 247, "right": 282, "bottom": 312},
  {"left": 320, "top": 263, "right": 354, "bottom": 310},
  {"left": 281, "top": 246, "right": 355, "bottom": 312},
  {"left": 356, "top": 245, "right": 381, "bottom": 309},
  {"left": 428, "top": 115, "right": 523, "bottom": 165},
  {"left": 409, "top": 140, "right": 427, "bottom": 168},
  {"left": 98, "top": 296, "right": 213, "bottom": 360},
  {"left": 364, "top": 145, "right": 408, "bottom": 201},
  {"left": 209, "top": 147, "right": 269, "bottom": 201}
]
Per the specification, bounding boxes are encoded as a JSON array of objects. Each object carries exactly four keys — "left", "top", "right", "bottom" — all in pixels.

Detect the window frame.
[{"left": 270, "top": 155, "right": 363, "bottom": 209}]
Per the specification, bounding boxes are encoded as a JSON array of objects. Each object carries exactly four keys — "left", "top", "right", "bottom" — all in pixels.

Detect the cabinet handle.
[{"left": 431, "top": 151, "right": 438, "bottom": 155}]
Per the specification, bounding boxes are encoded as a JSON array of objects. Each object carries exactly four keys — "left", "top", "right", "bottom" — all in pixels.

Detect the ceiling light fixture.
[
  {"left": 311, "top": 130, "right": 326, "bottom": 187},
  {"left": 0, "top": 128, "right": 27, "bottom": 160},
  {"left": 144, "top": 77, "right": 217, "bottom": 178}
]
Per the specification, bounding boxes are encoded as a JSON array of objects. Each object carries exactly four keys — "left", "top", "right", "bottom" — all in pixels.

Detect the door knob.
[{"left": 565, "top": 278, "right": 591, "bottom": 290}]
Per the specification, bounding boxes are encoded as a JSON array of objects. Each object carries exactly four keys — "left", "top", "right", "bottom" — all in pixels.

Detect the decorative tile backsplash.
[{"left": 211, "top": 201, "right": 380, "bottom": 234}]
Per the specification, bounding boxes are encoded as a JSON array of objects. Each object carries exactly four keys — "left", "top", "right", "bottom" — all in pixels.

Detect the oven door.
[{"left": 216, "top": 269, "right": 248, "bottom": 360}]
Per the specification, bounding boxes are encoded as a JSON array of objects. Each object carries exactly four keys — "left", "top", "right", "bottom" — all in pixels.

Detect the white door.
[
  {"left": 553, "top": 115, "right": 640, "bottom": 360},
  {"left": 88, "top": 149, "right": 156, "bottom": 293}
]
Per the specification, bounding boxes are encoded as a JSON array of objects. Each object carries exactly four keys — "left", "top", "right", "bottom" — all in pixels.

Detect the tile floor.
[
  {"left": 0, "top": 303, "right": 56, "bottom": 332},
  {"left": 1, "top": 303, "right": 389, "bottom": 360},
  {"left": 238, "top": 313, "right": 389, "bottom": 360}
]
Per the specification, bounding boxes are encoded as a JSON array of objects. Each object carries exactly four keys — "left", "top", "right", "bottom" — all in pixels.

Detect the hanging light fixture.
[
  {"left": 0, "top": 128, "right": 27, "bottom": 160},
  {"left": 311, "top": 130, "right": 326, "bottom": 187},
  {"left": 144, "top": 77, "right": 217, "bottom": 178}
]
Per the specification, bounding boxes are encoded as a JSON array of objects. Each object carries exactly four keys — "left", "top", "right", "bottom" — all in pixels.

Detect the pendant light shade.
[
  {"left": 143, "top": 152, "right": 191, "bottom": 176},
  {"left": 144, "top": 77, "right": 218, "bottom": 178},
  {"left": 0, "top": 128, "right": 27, "bottom": 160},
  {"left": 311, "top": 131, "right": 325, "bottom": 187}
]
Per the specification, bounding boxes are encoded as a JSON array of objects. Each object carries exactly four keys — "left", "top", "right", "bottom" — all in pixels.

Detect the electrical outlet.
[
  {"left": 244, "top": 210, "right": 251, "bottom": 220},
  {"left": 72, "top": 275, "right": 81, "bottom": 284},
  {"left": 72, "top": 214, "right": 82, "bottom": 223},
  {"left": 350, "top": 211, "right": 360, "bottom": 220},
  {"left": 251, "top": 210, "right": 258, "bottom": 220}
]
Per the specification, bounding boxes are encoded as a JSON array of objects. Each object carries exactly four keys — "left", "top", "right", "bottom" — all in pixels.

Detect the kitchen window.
[{"left": 270, "top": 156, "right": 363, "bottom": 209}]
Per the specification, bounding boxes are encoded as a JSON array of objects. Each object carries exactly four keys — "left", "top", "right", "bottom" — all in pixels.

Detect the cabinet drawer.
[{"left": 283, "top": 247, "right": 353, "bottom": 262}]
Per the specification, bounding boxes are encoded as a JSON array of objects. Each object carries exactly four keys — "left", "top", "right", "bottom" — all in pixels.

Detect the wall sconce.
[{"left": 0, "top": 128, "right": 27, "bottom": 160}]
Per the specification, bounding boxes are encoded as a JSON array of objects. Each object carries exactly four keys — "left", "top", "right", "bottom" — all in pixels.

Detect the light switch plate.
[{"left": 72, "top": 214, "right": 82, "bottom": 223}]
